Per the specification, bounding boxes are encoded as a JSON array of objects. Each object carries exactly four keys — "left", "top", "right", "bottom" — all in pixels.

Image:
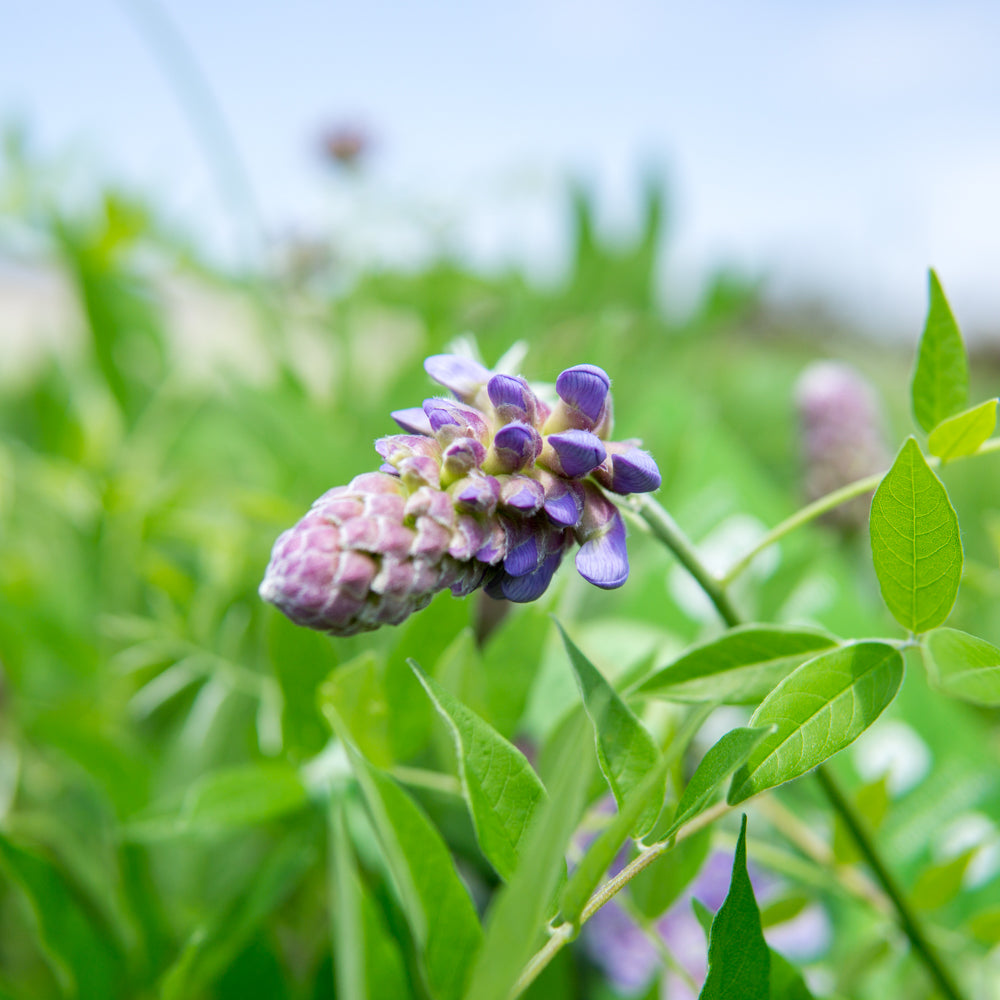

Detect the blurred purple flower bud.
[
  {"left": 556, "top": 364, "right": 610, "bottom": 422},
  {"left": 425, "top": 354, "right": 491, "bottom": 401},
  {"left": 423, "top": 398, "right": 491, "bottom": 445},
  {"left": 544, "top": 430, "right": 607, "bottom": 478}
]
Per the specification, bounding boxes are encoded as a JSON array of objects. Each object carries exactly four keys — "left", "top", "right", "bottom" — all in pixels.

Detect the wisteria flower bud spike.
[{"left": 260, "top": 355, "right": 661, "bottom": 635}]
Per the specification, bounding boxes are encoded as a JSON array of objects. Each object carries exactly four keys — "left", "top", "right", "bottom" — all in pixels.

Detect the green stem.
[
  {"left": 632, "top": 492, "right": 967, "bottom": 1000},
  {"left": 814, "top": 766, "right": 965, "bottom": 1000},
  {"left": 630, "top": 495, "right": 741, "bottom": 627},
  {"left": 720, "top": 435, "right": 1000, "bottom": 587}
]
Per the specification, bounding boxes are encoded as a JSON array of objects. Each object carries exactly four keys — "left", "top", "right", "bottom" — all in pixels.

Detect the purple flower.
[{"left": 260, "top": 355, "right": 661, "bottom": 635}]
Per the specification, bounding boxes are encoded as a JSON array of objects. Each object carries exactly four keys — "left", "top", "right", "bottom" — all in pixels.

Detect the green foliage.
[
  {"left": 410, "top": 661, "right": 547, "bottom": 882},
  {"left": 920, "top": 627, "right": 1000, "bottom": 706},
  {"left": 638, "top": 625, "right": 837, "bottom": 705},
  {"left": 729, "top": 643, "right": 904, "bottom": 804},
  {"left": 558, "top": 623, "right": 662, "bottom": 837},
  {"left": 870, "top": 438, "right": 963, "bottom": 633},
  {"left": 911, "top": 269, "right": 969, "bottom": 433},
  {"left": 927, "top": 399, "right": 998, "bottom": 461},
  {"left": 698, "top": 816, "right": 770, "bottom": 1000}
]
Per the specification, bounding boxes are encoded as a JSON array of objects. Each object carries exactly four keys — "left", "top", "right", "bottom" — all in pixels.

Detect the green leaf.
[
  {"left": 482, "top": 606, "right": 552, "bottom": 737},
  {"left": 769, "top": 950, "right": 815, "bottom": 1000},
  {"left": 832, "top": 775, "right": 890, "bottom": 864},
  {"left": 462, "top": 718, "right": 595, "bottom": 1000},
  {"left": 911, "top": 848, "right": 976, "bottom": 911},
  {"left": 728, "top": 643, "right": 904, "bottom": 805},
  {"left": 698, "top": 816, "right": 769, "bottom": 1000},
  {"left": 559, "top": 706, "right": 711, "bottom": 925},
  {"left": 0, "top": 834, "right": 124, "bottom": 1000},
  {"left": 967, "top": 906, "right": 1000, "bottom": 946},
  {"left": 920, "top": 627, "right": 1000, "bottom": 706},
  {"left": 637, "top": 626, "right": 838, "bottom": 706},
  {"left": 329, "top": 800, "right": 409, "bottom": 1000},
  {"left": 340, "top": 738, "right": 482, "bottom": 1000},
  {"left": 410, "top": 660, "right": 547, "bottom": 883},
  {"left": 870, "top": 437, "right": 963, "bottom": 633},
  {"left": 129, "top": 762, "right": 310, "bottom": 838},
  {"left": 692, "top": 897, "right": 714, "bottom": 939},
  {"left": 319, "top": 651, "right": 394, "bottom": 767},
  {"left": 630, "top": 825, "right": 712, "bottom": 920},
  {"left": 911, "top": 269, "right": 969, "bottom": 433},
  {"left": 558, "top": 622, "right": 662, "bottom": 837},
  {"left": 927, "top": 398, "right": 998, "bottom": 461},
  {"left": 668, "top": 727, "right": 773, "bottom": 836}
]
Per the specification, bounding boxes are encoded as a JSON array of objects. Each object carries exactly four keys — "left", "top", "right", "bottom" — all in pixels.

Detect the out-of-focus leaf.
[
  {"left": 329, "top": 799, "right": 409, "bottom": 1000},
  {"left": 692, "top": 897, "right": 714, "bottom": 939},
  {"left": 160, "top": 826, "right": 318, "bottom": 999},
  {"left": 667, "top": 727, "right": 773, "bottom": 837},
  {"left": 967, "top": 907, "right": 1000, "bottom": 946},
  {"left": 339, "top": 738, "right": 481, "bottom": 1000},
  {"left": 832, "top": 776, "right": 890, "bottom": 864},
  {"left": 268, "top": 613, "right": 338, "bottom": 756},
  {"left": 759, "top": 893, "right": 810, "bottom": 930},
  {"left": 411, "top": 661, "right": 546, "bottom": 883},
  {"left": 128, "top": 762, "right": 309, "bottom": 838},
  {"left": 911, "top": 269, "right": 969, "bottom": 433},
  {"left": 482, "top": 606, "right": 552, "bottom": 737},
  {"left": 630, "top": 825, "right": 712, "bottom": 920},
  {"left": 319, "top": 652, "right": 393, "bottom": 767},
  {"left": 638, "top": 627, "right": 837, "bottom": 705},
  {"left": 0, "top": 834, "right": 124, "bottom": 1000},
  {"left": 558, "top": 622, "right": 661, "bottom": 837},
  {"left": 927, "top": 398, "right": 997, "bottom": 461},
  {"left": 462, "top": 718, "right": 595, "bottom": 1000},
  {"left": 920, "top": 627, "right": 1000, "bottom": 706},
  {"left": 728, "top": 643, "right": 904, "bottom": 804},
  {"left": 698, "top": 816, "right": 769, "bottom": 1000},
  {"left": 870, "top": 438, "right": 962, "bottom": 633},
  {"left": 912, "top": 849, "right": 976, "bottom": 911}
]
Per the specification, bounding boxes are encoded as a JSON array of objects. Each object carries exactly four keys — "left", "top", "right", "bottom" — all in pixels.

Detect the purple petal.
[
  {"left": 491, "top": 421, "right": 541, "bottom": 472},
  {"left": 499, "top": 551, "right": 564, "bottom": 602},
  {"left": 391, "top": 407, "right": 433, "bottom": 435},
  {"left": 424, "top": 354, "right": 491, "bottom": 400},
  {"left": 442, "top": 437, "right": 487, "bottom": 478},
  {"left": 544, "top": 484, "right": 583, "bottom": 527},
  {"left": 610, "top": 449, "right": 661, "bottom": 494},
  {"left": 556, "top": 364, "right": 610, "bottom": 422},
  {"left": 575, "top": 510, "right": 629, "bottom": 589},
  {"left": 504, "top": 531, "right": 539, "bottom": 577},
  {"left": 487, "top": 374, "right": 537, "bottom": 424},
  {"left": 453, "top": 475, "right": 501, "bottom": 513},
  {"left": 546, "top": 430, "right": 607, "bottom": 478}
]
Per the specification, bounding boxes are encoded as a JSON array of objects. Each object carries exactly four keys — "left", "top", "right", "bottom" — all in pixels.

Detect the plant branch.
[{"left": 625, "top": 492, "right": 967, "bottom": 1000}]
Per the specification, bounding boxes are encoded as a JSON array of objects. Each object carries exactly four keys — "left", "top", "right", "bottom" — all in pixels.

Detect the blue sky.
[{"left": 4, "top": 0, "right": 1000, "bottom": 333}]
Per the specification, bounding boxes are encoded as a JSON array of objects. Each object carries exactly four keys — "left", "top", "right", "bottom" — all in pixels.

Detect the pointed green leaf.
[
  {"left": 698, "top": 816, "right": 770, "bottom": 1000},
  {"left": 967, "top": 907, "right": 1000, "bottom": 947},
  {"left": 340, "top": 739, "right": 482, "bottom": 1000},
  {"left": 558, "top": 622, "right": 662, "bottom": 837},
  {"left": 728, "top": 643, "right": 904, "bottom": 805},
  {"left": 462, "top": 718, "right": 595, "bottom": 1000},
  {"left": 410, "top": 660, "right": 546, "bottom": 882},
  {"left": 920, "top": 627, "right": 1000, "bottom": 706},
  {"left": 911, "top": 269, "right": 969, "bottom": 433},
  {"left": 927, "top": 398, "right": 997, "bottom": 461},
  {"left": 559, "top": 706, "right": 711, "bottom": 925},
  {"left": 667, "top": 727, "right": 774, "bottom": 836},
  {"left": 692, "top": 897, "right": 714, "bottom": 939},
  {"left": 637, "top": 626, "right": 837, "bottom": 705},
  {"left": 911, "top": 848, "right": 976, "bottom": 911},
  {"left": 870, "top": 437, "right": 963, "bottom": 633}
]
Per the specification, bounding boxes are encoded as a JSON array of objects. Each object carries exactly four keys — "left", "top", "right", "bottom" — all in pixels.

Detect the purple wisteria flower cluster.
[{"left": 259, "top": 354, "right": 661, "bottom": 635}]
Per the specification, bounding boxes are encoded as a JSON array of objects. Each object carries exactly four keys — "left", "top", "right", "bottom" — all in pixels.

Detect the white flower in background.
[
  {"left": 851, "top": 719, "right": 932, "bottom": 795},
  {"left": 937, "top": 812, "right": 1000, "bottom": 889}
]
